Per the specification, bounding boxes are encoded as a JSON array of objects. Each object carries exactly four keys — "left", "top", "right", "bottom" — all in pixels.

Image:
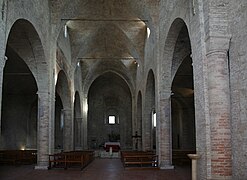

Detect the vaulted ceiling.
[{"left": 51, "top": 0, "right": 159, "bottom": 66}]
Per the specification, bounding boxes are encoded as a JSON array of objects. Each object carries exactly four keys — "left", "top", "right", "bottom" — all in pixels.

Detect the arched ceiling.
[{"left": 51, "top": 0, "right": 159, "bottom": 67}]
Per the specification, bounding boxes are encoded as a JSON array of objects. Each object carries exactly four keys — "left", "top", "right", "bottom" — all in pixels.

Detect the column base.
[
  {"left": 34, "top": 165, "right": 48, "bottom": 170},
  {"left": 160, "top": 165, "right": 174, "bottom": 169},
  {"left": 159, "top": 160, "right": 174, "bottom": 169}
]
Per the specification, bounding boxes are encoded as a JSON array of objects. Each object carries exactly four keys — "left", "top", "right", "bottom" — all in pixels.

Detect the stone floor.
[{"left": 0, "top": 159, "right": 191, "bottom": 180}]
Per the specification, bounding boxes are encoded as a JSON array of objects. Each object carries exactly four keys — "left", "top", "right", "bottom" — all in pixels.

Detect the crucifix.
[{"left": 132, "top": 131, "right": 141, "bottom": 150}]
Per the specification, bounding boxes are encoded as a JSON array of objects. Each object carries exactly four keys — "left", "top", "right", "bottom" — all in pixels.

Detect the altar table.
[{"left": 104, "top": 142, "right": 120, "bottom": 152}]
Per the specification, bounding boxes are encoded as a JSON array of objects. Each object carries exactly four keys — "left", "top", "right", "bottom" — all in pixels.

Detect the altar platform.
[{"left": 94, "top": 150, "right": 120, "bottom": 159}]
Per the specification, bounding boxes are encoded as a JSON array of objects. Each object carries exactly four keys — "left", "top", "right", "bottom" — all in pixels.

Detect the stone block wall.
[{"left": 229, "top": 0, "right": 247, "bottom": 178}]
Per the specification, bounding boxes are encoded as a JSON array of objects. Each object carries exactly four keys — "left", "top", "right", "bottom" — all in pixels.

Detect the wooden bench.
[
  {"left": 48, "top": 150, "right": 94, "bottom": 170},
  {"left": 0, "top": 150, "right": 37, "bottom": 165},
  {"left": 121, "top": 151, "right": 158, "bottom": 169}
]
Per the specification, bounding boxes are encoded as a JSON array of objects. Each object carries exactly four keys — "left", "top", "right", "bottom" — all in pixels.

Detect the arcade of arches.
[{"left": 0, "top": 0, "right": 246, "bottom": 179}]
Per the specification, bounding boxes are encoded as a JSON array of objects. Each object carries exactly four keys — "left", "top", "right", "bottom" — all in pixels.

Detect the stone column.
[
  {"left": 0, "top": 56, "right": 7, "bottom": 136},
  {"left": 63, "top": 108, "right": 73, "bottom": 151},
  {"left": 35, "top": 91, "right": 50, "bottom": 169},
  {"left": 206, "top": 37, "right": 232, "bottom": 179},
  {"left": 158, "top": 92, "right": 174, "bottom": 169}
]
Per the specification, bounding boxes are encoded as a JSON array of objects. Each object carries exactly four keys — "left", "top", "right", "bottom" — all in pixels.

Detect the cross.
[{"left": 132, "top": 131, "right": 141, "bottom": 150}]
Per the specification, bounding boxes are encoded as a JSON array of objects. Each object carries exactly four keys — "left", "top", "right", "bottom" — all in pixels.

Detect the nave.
[{"left": 0, "top": 158, "right": 191, "bottom": 180}]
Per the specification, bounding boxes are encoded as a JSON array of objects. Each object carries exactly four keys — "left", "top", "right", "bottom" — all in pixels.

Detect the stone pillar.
[
  {"left": 206, "top": 37, "right": 232, "bottom": 179},
  {"left": 63, "top": 108, "right": 73, "bottom": 151},
  {"left": 143, "top": 106, "right": 151, "bottom": 151},
  {"left": 35, "top": 91, "right": 50, "bottom": 169},
  {"left": 0, "top": 56, "right": 7, "bottom": 136},
  {"left": 49, "top": 92, "right": 56, "bottom": 155},
  {"left": 74, "top": 117, "right": 82, "bottom": 149},
  {"left": 158, "top": 92, "right": 174, "bottom": 169}
]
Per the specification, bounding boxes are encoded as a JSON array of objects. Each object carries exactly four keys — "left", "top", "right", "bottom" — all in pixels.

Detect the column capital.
[{"left": 205, "top": 35, "right": 231, "bottom": 55}]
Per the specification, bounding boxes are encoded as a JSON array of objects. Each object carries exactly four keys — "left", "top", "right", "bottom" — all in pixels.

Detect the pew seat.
[
  {"left": 48, "top": 151, "right": 94, "bottom": 170},
  {"left": 121, "top": 151, "right": 158, "bottom": 169}
]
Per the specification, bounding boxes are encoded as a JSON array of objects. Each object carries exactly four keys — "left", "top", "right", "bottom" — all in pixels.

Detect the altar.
[{"left": 104, "top": 142, "right": 120, "bottom": 152}]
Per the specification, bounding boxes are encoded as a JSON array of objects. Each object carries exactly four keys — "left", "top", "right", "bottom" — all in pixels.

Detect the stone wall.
[
  {"left": 229, "top": 0, "right": 247, "bottom": 178},
  {"left": 87, "top": 72, "right": 132, "bottom": 149}
]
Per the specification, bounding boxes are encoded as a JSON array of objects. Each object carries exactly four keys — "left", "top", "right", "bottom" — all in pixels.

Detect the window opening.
[
  {"left": 109, "top": 115, "right": 115, "bottom": 124},
  {"left": 153, "top": 112, "right": 156, "bottom": 127}
]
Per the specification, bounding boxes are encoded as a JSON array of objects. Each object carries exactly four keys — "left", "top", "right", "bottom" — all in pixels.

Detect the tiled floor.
[{"left": 0, "top": 158, "right": 191, "bottom": 180}]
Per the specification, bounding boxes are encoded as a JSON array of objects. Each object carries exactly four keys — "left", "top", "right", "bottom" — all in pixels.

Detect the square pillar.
[
  {"left": 63, "top": 108, "right": 73, "bottom": 151},
  {"left": 157, "top": 92, "right": 174, "bottom": 169},
  {"left": 35, "top": 91, "right": 50, "bottom": 169}
]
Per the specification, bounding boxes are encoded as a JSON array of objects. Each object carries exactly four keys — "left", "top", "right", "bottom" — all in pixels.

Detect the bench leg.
[{"left": 48, "top": 161, "right": 51, "bottom": 170}]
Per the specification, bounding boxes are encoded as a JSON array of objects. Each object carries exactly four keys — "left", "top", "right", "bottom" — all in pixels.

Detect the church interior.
[{"left": 0, "top": 0, "right": 246, "bottom": 179}]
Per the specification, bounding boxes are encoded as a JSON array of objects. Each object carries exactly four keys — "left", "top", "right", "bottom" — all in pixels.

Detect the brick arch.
[
  {"left": 6, "top": 19, "right": 48, "bottom": 93},
  {"left": 56, "top": 70, "right": 71, "bottom": 110},
  {"left": 158, "top": 17, "right": 193, "bottom": 168},
  {"left": 161, "top": 18, "right": 188, "bottom": 90},
  {"left": 84, "top": 62, "right": 134, "bottom": 98},
  {"left": 55, "top": 70, "right": 73, "bottom": 151},
  {"left": 168, "top": 19, "right": 195, "bottom": 166},
  {"left": 74, "top": 64, "right": 82, "bottom": 93},
  {"left": 171, "top": 25, "right": 192, "bottom": 80}
]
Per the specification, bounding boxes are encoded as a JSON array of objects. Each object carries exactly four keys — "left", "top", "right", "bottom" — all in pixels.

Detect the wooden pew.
[
  {"left": 0, "top": 150, "right": 19, "bottom": 165},
  {"left": 48, "top": 153, "right": 66, "bottom": 169},
  {"left": 121, "top": 151, "right": 158, "bottom": 169},
  {"left": 48, "top": 150, "right": 94, "bottom": 170},
  {"left": 0, "top": 150, "right": 37, "bottom": 165},
  {"left": 19, "top": 150, "right": 37, "bottom": 164}
]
